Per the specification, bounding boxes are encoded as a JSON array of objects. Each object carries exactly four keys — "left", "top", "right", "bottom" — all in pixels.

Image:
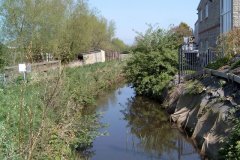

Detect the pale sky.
[{"left": 88, "top": 0, "right": 200, "bottom": 45}]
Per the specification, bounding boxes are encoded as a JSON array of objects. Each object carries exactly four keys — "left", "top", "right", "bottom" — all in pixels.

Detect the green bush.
[
  {"left": 219, "top": 119, "right": 240, "bottom": 159},
  {"left": 230, "top": 59, "right": 240, "bottom": 70},
  {"left": 0, "top": 43, "right": 8, "bottom": 70},
  {"left": 125, "top": 49, "right": 177, "bottom": 98},
  {"left": 185, "top": 80, "right": 205, "bottom": 95},
  {"left": 206, "top": 57, "right": 230, "bottom": 70},
  {"left": 124, "top": 26, "right": 178, "bottom": 98}
]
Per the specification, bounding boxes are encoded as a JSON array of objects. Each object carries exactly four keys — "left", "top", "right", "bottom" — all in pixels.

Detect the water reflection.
[
  {"left": 122, "top": 96, "right": 176, "bottom": 154},
  {"left": 78, "top": 85, "right": 200, "bottom": 160},
  {"left": 122, "top": 96, "right": 199, "bottom": 159}
]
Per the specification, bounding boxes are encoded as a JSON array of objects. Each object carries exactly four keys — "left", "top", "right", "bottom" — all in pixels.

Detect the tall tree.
[
  {"left": 1, "top": 0, "right": 122, "bottom": 64},
  {"left": 170, "top": 22, "right": 193, "bottom": 46},
  {"left": 1, "top": 0, "right": 70, "bottom": 62},
  {"left": 111, "top": 38, "right": 128, "bottom": 52},
  {"left": 134, "top": 24, "right": 178, "bottom": 53}
]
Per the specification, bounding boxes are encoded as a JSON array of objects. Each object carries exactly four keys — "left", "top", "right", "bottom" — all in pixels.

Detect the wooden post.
[{"left": 59, "top": 60, "right": 62, "bottom": 75}]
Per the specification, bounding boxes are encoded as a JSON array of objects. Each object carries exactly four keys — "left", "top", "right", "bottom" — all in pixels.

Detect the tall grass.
[{"left": 0, "top": 61, "right": 124, "bottom": 159}]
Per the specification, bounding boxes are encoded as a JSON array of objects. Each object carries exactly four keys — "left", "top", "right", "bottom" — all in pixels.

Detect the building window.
[
  {"left": 220, "top": 0, "right": 232, "bottom": 33},
  {"left": 205, "top": 3, "right": 209, "bottom": 18},
  {"left": 200, "top": 41, "right": 203, "bottom": 50},
  {"left": 199, "top": 10, "right": 203, "bottom": 22},
  {"left": 206, "top": 40, "right": 209, "bottom": 51}
]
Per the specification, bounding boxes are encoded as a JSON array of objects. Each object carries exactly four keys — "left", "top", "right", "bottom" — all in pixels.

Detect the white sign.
[
  {"left": 183, "top": 37, "right": 189, "bottom": 44},
  {"left": 19, "top": 64, "right": 26, "bottom": 72}
]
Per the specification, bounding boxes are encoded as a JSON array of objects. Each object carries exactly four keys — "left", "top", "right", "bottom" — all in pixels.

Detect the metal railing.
[
  {"left": 178, "top": 45, "right": 220, "bottom": 83},
  {"left": 199, "top": 49, "right": 218, "bottom": 68}
]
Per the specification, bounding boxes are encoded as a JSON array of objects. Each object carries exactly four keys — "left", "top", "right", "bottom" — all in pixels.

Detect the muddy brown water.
[{"left": 81, "top": 85, "right": 201, "bottom": 160}]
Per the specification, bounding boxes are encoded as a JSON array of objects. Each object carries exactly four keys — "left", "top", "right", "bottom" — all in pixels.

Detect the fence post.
[
  {"left": 59, "top": 60, "right": 62, "bottom": 75},
  {"left": 178, "top": 45, "right": 182, "bottom": 84}
]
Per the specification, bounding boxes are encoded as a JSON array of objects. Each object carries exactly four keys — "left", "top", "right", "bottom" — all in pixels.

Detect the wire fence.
[{"left": 0, "top": 61, "right": 61, "bottom": 85}]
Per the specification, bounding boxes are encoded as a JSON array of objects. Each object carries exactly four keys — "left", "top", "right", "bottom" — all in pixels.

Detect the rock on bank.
[{"left": 163, "top": 76, "right": 240, "bottom": 159}]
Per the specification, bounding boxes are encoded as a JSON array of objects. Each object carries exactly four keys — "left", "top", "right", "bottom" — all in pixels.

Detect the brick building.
[{"left": 195, "top": 0, "right": 240, "bottom": 52}]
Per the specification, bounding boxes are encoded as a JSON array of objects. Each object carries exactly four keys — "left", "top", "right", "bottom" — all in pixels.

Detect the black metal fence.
[
  {"left": 178, "top": 45, "right": 219, "bottom": 83},
  {"left": 200, "top": 50, "right": 218, "bottom": 68}
]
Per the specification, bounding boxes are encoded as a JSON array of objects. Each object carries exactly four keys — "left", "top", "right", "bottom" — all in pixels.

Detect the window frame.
[
  {"left": 220, "top": 0, "right": 232, "bottom": 33},
  {"left": 205, "top": 3, "right": 209, "bottom": 18},
  {"left": 199, "top": 9, "right": 203, "bottom": 22}
]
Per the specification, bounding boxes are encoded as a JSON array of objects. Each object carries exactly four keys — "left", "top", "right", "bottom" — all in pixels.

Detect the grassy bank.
[{"left": 0, "top": 61, "right": 124, "bottom": 159}]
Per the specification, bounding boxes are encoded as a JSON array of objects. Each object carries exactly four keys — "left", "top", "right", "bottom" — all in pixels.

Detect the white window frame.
[{"left": 220, "top": 0, "right": 232, "bottom": 33}]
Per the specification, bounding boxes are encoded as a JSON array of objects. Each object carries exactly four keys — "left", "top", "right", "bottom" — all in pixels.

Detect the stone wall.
[
  {"left": 197, "top": 0, "right": 240, "bottom": 52},
  {"left": 83, "top": 50, "right": 106, "bottom": 65},
  {"left": 197, "top": 0, "right": 220, "bottom": 52},
  {"left": 164, "top": 76, "right": 240, "bottom": 159},
  {"left": 233, "top": 0, "right": 240, "bottom": 28}
]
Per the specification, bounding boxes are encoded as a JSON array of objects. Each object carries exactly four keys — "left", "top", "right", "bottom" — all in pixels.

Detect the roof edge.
[{"left": 197, "top": 0, "right": 203, "bottom": 10}]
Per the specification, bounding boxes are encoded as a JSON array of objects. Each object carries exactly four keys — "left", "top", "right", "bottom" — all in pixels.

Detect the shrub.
[
  {"left": 185, "top": 80, "right": 205, "bottom": 95},
  {"left": 219, "top": 119, "right": 240, "bottom": 159},
  {"left": 0, "top": 43, "right": 8, "bottom": 70},
  {"left": 217, "top": 28, "right": 240, "bottom": 57},
  {"left": 206, "top": 57, "right": 230, "bottom": 70},
  {"left": 124, "top": 25, "right": 178, "bottom": 98},
  {"left": 125, "top": 49, "right": 177, "bottom": 98},
  {"left": 230, "top": 59, "right": 240, "bottom": 70}
]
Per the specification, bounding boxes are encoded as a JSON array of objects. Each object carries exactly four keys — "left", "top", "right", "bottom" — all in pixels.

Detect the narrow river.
[{"left": 83, "top": 85, "right": 201, "bottom": 160}]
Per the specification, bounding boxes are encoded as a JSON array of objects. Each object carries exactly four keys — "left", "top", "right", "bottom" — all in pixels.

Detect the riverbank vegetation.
[
  {"left": 207, "top": 28, "right": 240, "bottom": 70},
  {"left": 0, "top": 61, "right": 124, "bottom": 159},
  {"left": 0, "top": 43, "right": 8, "bottom": 70},
  {"left": 219, "top": 118, "right": 240, "bottom": 159},
  {"left": 0, "top": 0, "right": 128, "bottom": 159},
  {"left": 124, "top": 23, "right": 191, "bottom": 99}
]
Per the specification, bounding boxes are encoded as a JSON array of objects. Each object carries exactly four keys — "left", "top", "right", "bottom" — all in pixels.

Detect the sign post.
[{"left": 19, "top": 64, "right": 27, "bottom": 81}]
